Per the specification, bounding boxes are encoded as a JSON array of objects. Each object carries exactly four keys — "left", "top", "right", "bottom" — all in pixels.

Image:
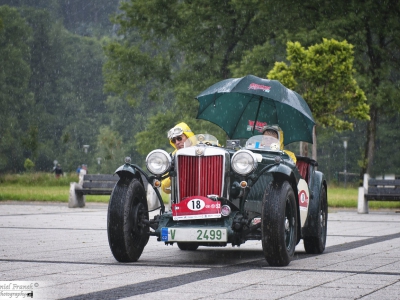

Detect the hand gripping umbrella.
[{"left": 195, "top": 75, "right": 315, "bottom": 145}]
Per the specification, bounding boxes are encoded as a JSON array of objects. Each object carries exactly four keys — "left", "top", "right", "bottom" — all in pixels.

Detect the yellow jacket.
[
  {"left": 161, "top": 122, "right": 195, "bottom": 194},
  {"left": 277, "top": 128, "right": 297, "bottom": 163}
]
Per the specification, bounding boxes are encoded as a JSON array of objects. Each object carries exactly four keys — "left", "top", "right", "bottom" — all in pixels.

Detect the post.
[
  {"left": 342, "top": 137, "right": 348, "bottom": 188},
  {"left": 83, "top": 145, "right": 90, "bottom": 154},
  {"left": 68, "top": 182, "right": 85, "bottom": 208},
  {"left": 357, "top": 173, "right": 369, "bottom": 214},
  {"left": 97, "top": 157, "right": 102, "bottom": 174}
]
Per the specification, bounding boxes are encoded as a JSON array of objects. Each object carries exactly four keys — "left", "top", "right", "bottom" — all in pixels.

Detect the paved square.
[{"left": 0, "top": 202, "right": 399, "bottom": 299}]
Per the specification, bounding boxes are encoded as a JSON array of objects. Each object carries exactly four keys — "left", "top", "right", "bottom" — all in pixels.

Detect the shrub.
[{"left": 24, "top": 159, "right": 35, "bottom": 172}]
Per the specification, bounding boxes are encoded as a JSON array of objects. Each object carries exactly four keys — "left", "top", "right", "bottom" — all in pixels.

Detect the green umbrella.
[{"left": 195, "top": 75, "right": 315, "bottom": 145}]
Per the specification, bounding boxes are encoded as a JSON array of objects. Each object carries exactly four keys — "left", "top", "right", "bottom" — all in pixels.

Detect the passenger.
[
  {"left": 161, "top": 122, "right": 195, "bottom": 194},
  {"left": 263, "top": 126, "right": 297, "bottom": 163}
]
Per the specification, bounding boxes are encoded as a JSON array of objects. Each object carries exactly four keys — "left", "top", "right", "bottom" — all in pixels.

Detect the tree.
[
  {"left": 262, "top": 0, "right": 400, "bottom": 178},
  {"left": 267, "top": 39, "right": 369, "bottom": 159},
  {"left": 95, "top": 126, "right": 124, "bottom": 173},
  {"left": 104, "top": 0, "right": 281, "bottom": 153},
  {"left": 0, "top": 5, "right": 33, "bottom": 172},
  {"left": 16, "top": 6, "right": 108, "bottom": 172}
]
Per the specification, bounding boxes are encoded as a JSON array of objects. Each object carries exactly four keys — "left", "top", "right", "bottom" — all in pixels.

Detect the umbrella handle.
[{"left": 251, "top": 96, "right": 263, "bottom": 134}]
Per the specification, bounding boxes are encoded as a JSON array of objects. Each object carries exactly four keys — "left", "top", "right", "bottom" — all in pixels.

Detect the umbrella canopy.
[{"left": 195, "top": 75, "right": 315, "bottom": 145}]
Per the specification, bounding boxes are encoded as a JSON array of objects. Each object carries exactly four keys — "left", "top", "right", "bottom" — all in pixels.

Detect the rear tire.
[
  {"left": 177, "top": 243, "right": 199, "bottom": 251},
  {"left": 304, "top": 185, "right": 328, "bottom": 254},
  {"left": 262, "top": 181, "right": 297, "bottom": 266},
  {"left": 107, "top": 178, "right": 149, "bottom": 262}
]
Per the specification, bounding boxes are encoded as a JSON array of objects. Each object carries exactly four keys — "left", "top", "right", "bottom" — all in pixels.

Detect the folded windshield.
[
  {"left": 245, "top": 135, "right": 281, "bottom": 152},
  {"left": 184, "top": 134, "right": 219, "bottom": 147}
]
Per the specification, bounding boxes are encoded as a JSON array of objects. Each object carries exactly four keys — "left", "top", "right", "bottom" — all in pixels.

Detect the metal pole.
[
  {"left": 344, "top": 147, "right": 347, "bottom": 188},
  {"left": 342, "top": 138, "right": 348, "bottom": 188}
]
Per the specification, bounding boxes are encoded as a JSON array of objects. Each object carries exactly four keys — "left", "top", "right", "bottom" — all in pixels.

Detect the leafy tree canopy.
[
  {"left": 268, "top": 39, "right": 369, "bottom": 131},
  {"left": 105, "top": 0, "right": 281, "bottom": 154},
  {"left": 0, "top": 5, "right": 33, "bottom": 172}
]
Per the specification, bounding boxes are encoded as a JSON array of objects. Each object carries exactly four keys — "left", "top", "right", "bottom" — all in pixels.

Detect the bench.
[
  {"left": 358, "top": 174, "right": 400, "bottom": 213},
  {"left": 68, "top": 173, "right": 159, "bottom": 209},
  {"left": 69, "top": 174, "right": 119, "bottom": 208}
]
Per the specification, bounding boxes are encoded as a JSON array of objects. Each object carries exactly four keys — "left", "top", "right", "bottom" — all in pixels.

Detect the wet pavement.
[{"left": 0, "top": 201, "right": 399, "bottom": 299}]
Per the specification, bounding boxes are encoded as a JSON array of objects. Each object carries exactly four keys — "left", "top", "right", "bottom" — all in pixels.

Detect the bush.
[{"left": 24, "top": 158, "right": 35, "bottom": 172}]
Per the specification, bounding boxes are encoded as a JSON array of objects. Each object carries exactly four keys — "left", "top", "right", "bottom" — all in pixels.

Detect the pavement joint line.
[
  {"left": 0, "top": 227, "right": 378, "bottom": 237},
  {"left": 354, "top": 278, "right": 400, "bottom": 299},
  {"left": 328, "top": 235, "right": 377, "bottom": 238},
  {"left": 328, "top": 219, "right": 400, "bottom": 223},
  {"left": 1, "top": 228, "right": 398, "bottom": 261},
  {"left": 5, "top": 256, "right": 400, "bottom": 277},
  {"left": 325, "top": 232, "right": 400, "bottom": 253},
  {"left": 1, "top": 232, "right": 399, "bottom": 268},
  {"left": 0, "top": 226, "right": 105, "bottom": 231},
  {"left": 0, "top": 211, "right": 103, "bottom": 217},
  {"left": 0, "top": 227, "right": 384, "bottom": 239},
  {"left": 0, "top": 226, "right": 390, "bottom": 239},
  {"left": 57, "top": 265, "right": 400, "bottom": 300}
]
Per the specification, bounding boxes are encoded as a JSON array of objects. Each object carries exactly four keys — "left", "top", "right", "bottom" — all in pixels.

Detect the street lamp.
[
  {"left": 97, "top": 157, "right": 102, "bottom": 174},
  {"left": 342, "top": 137, "right": 349, "bottom": 188}
]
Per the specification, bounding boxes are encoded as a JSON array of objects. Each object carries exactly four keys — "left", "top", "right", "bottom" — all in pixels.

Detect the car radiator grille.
[{"left": 177, "top": 155, "right": 223, "bottom": 201}]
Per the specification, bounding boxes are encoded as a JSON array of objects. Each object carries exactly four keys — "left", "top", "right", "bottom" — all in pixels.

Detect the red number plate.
[{"left": 172, "top": 196, "right": 221, "bottom": 220}]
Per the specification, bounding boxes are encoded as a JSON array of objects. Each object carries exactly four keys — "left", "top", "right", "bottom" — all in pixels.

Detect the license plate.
[{"left": 161, "top": 227, "right": 227, "bottom": 242}]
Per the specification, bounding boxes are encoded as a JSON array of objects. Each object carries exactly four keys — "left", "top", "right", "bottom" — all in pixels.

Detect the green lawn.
[
  {"left": 0, "top": 184, "right": 110, "bottom": 203},
  {"left": 0, "top": 183, "right": 399, "bottom": 209},
  {"left": 327, "top": 187, "right": 400, "bottom": 209}
]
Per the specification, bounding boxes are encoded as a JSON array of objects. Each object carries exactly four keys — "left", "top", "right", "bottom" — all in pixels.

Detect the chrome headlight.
[
  {"left": 146, "top": 150, "right": 171, "bottom": 175},
  {"left": 231, "top": 150, "right": 258, "bottom": 175}
]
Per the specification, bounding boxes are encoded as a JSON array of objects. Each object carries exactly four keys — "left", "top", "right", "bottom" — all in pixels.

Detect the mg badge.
[{"left": 195, "top": 148, "right": 204, "bottom": 156}]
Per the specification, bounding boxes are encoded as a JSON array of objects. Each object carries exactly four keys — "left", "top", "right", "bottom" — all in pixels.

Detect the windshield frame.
[{"left": 245, "top": 135, "right": 281, "bottom": 152}]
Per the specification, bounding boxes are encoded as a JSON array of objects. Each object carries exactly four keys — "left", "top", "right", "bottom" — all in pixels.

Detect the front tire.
[
  {"left": 304, "top": 185, "right": 328, "bottom": 254},
  {"left": 107, "top": 178, "right": 149, "bottom": 262},
  {"left": 262, "top": 181, "right": 297, "bottom": 266}
]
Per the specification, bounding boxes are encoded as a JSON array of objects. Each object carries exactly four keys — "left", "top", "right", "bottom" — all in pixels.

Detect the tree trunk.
[
  {"left": 300, "top": 142, "right": 308, "bottom": 157},
  {"left": 359, "top": 105, "right": 378, "bottom": 184},
  {"left": 312, "top": 126, "right": 317, "bottom": 161}
]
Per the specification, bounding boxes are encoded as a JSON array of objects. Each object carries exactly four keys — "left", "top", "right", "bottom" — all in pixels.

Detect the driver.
[
  {"left": 161, "top": 122, "right": 195, "bottom": 194},
  {"left": 263, "top": 126, "right": 297, "bottom": 163},
  {"left": 167, "top": 122, "right": 195, "bottom": 154}
]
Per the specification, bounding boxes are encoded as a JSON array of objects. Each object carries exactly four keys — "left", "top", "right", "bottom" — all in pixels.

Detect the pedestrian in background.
[
  {"left": 76, "top": 165, "right": 81, "bottom": 176},
  {"left": 52, "top": 164, "right": 64, "bottom": 178}
]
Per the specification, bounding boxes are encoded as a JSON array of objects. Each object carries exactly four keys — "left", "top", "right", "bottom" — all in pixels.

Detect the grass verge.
[
  {"left": 0, "top": 184, "right": 110, "bottom": 203},
  {"left": 0, "top": 173, "right": 399, "bottom": 209},
  {"left": 328, "top": 187, "right": 400, "bottom": 209}
]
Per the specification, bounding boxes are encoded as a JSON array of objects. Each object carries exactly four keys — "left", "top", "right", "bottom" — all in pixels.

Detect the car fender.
[
  {"left": 267, "top": 163, "right": 292, "bottom": 177},
  {"left": 115, "top": 164, "right": 165, "bottom": 212},
  {"left": 115, "top": 164, "right": 140, "bottom": 180}
]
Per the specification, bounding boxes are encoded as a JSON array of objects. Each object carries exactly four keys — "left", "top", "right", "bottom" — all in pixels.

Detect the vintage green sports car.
[{"left": 107, "top": 75, "right": 327, "bottom": 266}]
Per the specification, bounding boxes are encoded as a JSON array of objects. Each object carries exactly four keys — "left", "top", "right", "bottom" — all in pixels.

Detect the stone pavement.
[{"left": 0, "top": 201, "right": 399, "bottom": 300}]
